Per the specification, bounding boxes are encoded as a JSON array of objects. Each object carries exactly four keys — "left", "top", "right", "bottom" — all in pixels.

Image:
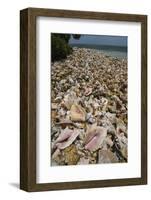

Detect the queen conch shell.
[
  {"left": 84, "top": 124, "right": 107, "bottom": 151},
  {"left": 63, "top": 91, "right": 77, "bottom": 110},
  {"left": 55, "top": 127, "right": 79, "bottom": 149},
  {"left": 70, "top": 104, "right": 86, "bottom": 122}
]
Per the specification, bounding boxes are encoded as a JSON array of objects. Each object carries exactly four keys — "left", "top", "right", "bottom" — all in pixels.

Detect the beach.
[
  {"left": 69, "top": 44, "right": 127, "bottom": 59},
  {"left": 51, "top": 47, "right": 128, "bottom": 166}
]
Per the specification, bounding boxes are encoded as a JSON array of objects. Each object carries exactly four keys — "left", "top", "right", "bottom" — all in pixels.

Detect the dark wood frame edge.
[{"left": 20, "top": 7, "right": 147, "bottom": 192}]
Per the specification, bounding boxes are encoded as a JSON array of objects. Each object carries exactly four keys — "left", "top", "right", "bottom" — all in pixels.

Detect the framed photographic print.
[{"left": 20, "top": 8, "right": 147, "bottom": 191}]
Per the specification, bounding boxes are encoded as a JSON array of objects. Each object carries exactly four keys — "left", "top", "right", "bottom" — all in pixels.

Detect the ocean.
[{"left": 69, "top": 43, "right": 127, "bottom": 59}]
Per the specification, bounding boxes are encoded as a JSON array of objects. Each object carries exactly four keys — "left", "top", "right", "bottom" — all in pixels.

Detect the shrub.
[{"left": 51, "top": 34, "right": 72, "bottom": 62}]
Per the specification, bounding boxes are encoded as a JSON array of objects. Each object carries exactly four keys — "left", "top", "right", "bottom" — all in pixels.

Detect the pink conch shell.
[
  {"left": 55, "top": 127, "right": 79, "bottom": 149},
  {"left": 84, "top": 124, "right": 107, "bottom": 151}
]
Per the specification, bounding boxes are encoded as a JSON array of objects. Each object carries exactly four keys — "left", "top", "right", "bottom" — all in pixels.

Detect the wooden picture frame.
[{"left": 20, "top": 7, "right": 147, "bottom": 192}]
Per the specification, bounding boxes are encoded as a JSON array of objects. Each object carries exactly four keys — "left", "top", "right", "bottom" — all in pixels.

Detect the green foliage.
[
  {"left": 56, "top": 34, "right": 71, "bottom": 43},
  {"left": 51, "top": 34, "right": 72, "bottom": 62},
  {"left": 51, "top": 33, "right": 81, "bottom": 62}
]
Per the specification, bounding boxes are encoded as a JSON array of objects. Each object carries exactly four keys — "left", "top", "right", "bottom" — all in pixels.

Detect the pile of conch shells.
[{"left": 51, "top": 47, "right": 127, "bottom": 166}]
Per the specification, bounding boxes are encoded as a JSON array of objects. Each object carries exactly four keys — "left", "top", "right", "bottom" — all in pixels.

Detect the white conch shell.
[
  {"left": 63, "top": 92, "right": 77, "bottom": 109},
  {"left": 70, "top": 104, "right": 86, "bottom": 122}
]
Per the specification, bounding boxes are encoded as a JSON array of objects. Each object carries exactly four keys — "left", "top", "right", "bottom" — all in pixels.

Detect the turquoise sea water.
[{"left": 70, "top": 43, "right": 127, "bottom": 59}]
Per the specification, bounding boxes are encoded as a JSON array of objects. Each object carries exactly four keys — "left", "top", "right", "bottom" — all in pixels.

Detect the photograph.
[{"left": 51, "top": 33, "right": 128, "bottom": 166}]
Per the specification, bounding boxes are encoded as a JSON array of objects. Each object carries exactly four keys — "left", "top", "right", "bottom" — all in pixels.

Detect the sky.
[{"left": 69, "top": 34, "right": 127, "bottom": 47}]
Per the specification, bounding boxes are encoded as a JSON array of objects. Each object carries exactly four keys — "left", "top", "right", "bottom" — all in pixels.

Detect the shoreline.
[
  {"left": 52, "top": 47, "right": 127, "bottom": 65},
  {"left": 69, "top": 46, "right": 127, "bottom": 60}
]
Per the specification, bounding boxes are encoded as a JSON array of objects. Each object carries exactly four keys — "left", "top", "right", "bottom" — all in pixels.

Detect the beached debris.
[
  {"left": 98, "top": 150, "right": 118, "bottom": 163},
  {"left": 70, "top": 104, "right": 86, "bottom": 122},
  {"left": 116, "top": 118, "right": 127, "bottom": 136}
]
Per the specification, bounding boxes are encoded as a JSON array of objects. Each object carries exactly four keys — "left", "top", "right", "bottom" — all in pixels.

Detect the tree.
[{"left": 51, "top": 33, "right": 81, "bottom": 62}]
